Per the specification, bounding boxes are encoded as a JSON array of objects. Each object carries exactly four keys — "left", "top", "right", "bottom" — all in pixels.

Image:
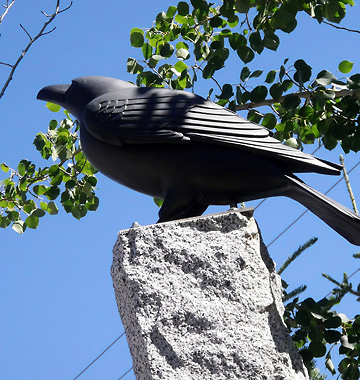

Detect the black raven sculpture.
[{"left": 37, "top": 76, "right": 360, "bottom": 245}]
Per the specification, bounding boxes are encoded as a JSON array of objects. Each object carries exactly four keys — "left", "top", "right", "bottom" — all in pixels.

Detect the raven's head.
[{"left": 37, "top": 76, "right": 135, "bottom": 118}]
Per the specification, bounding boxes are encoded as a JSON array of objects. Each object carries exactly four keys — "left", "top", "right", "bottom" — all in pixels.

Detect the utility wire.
[
  {"left": 254, "top": 144, "right": 323, "bottom": 211},
  {"left": 267, "top": 159, "right": 360, "bottom": 248},
  {"left": 72, "top": 332, "right": 126, "bottom": 380},
  {"left": 325, "top": 267, "right": 360, "bottom": 298},
  {"left": 115, "top": 366, "right": 133, "bottom": 380}
]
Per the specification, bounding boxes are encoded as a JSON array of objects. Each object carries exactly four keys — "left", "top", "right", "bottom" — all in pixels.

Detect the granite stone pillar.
[{"left": 111, "top": 210, "right": 309, "bottom": 380}]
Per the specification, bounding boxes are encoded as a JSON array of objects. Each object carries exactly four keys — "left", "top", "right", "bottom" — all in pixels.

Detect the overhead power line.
[
  {"left": 267, "top": 158, "right": 360, "bottom": 248},
  {"left": 254, "top": 144, "right": 323, "bottom": 212},
  {"left": 72, "top": 332, "right": 126, "bottom": 380},
  {"left": 115, "top": 366, "right": 133, "bottom": 380}
]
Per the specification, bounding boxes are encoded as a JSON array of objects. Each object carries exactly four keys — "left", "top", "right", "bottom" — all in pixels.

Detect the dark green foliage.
[
  {"left": 126, "top": 0, "right": 359, "bottom": 152},
  {"left": 282, "top": 249, "right": 360, "bottom": 379}
]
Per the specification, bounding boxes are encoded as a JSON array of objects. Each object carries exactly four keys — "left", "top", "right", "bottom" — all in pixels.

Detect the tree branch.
[
  {"left": 235, "top": 88, "right": 360, "bottom": 111},
  {"left": 0, "top": 0, "right": 16, "bottom": 25},
  {"left": 322, "top": 20, "right": 360, "bottom": 34},
  {"left": 0, "top": 0, "right": 73, "bottom": 100},
  {"left": 340, "top": 155, "right": 358, "bottom": 215}
]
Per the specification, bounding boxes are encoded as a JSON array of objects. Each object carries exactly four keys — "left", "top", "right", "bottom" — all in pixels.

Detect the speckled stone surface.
[{"left": 111, "top": 210, "right": 309, "bottom": 380}]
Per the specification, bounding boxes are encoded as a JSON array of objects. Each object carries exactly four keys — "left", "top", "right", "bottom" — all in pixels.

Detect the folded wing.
[{"left": 82, "top": 87, "right": 341, "bottom": 175}]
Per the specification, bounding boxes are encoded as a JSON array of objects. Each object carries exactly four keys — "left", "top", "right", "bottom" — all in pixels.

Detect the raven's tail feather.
[{"left": 285, "top": 174, "right": 360, "bottom": 246}]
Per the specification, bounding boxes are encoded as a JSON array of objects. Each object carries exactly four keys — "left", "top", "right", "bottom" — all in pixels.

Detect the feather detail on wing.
[{"left": 82, "top": 87, "right": 341, "bottom": 175}]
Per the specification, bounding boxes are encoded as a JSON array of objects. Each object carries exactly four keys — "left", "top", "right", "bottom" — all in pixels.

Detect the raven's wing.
[{"left": 82, "top": 87, "right": 341, "bottom": 175}]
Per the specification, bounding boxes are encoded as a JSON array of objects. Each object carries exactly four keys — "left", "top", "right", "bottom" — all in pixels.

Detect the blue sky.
[{"left": 1, "top": 1, "right": 360, "bottom": 379}]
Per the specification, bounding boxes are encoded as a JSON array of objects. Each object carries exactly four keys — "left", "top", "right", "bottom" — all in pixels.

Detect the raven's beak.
[{"left": 37, "top": 84, "right": 70, "bottom": 108}]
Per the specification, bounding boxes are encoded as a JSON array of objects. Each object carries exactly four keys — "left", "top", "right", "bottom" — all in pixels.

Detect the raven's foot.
[{"left": 229, "top": 202, "right": 238, "bottom": 210}]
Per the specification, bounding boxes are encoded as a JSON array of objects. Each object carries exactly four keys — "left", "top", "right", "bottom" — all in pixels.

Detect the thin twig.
[
  {"left": 236, "top": 88, "right": 360, "bottom": 111},
  {"left": 0, "top": 0, "right": 73, "bottom": 100},
  {"left": 0, "top": 0, "right": 16, "bottom": 25},
  {"left": 322, "top": 20, "right": 360, "bottom": 34},
  {"left": 19, "top": 23, "right": 32, "bottom": 40},
  {"left": 194, "top": 65, "right": 222, "bottom": 91},
  {"left": 0, "top": 61, "right": 13, "bottom": 67},
  {"left": 340, "top": 155, "right": 358, "bottom": 214}
]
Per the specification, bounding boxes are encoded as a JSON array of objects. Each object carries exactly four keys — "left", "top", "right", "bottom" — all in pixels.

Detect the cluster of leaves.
[
  {"left": 127, "top": 0, "right": 360, "bottom": 152},
  {"left": 0, "top": 105, "right": 98, "bottom": 233},
  {"left": 285, "top": 296, "right": 360, "bottom": 379},
  {"left": 253, "top": 58, "right": 360, "bottom": 154},
  {"left": 282, "top": 249, "right": 360, "bottom": 379}
]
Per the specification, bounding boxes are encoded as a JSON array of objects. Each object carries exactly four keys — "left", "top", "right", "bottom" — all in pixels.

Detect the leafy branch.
[
  {"left": 0, "top": 0, "right": 72, "bottom": 99},
  {"left": 236, "top": 88, "right": 360, "bottom": 111},
  {"left": 0, "top": 105, "right": 99, "bottom": 233},
  {"left": 281, "top": 242, "right": 360, "bottom": 379}
]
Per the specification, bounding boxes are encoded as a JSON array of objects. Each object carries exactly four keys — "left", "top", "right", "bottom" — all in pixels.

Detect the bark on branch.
[
  {"left": 0, "top": 0, "right": 72, "bottom": 100},
  {"left": 0, "top": 0, "right": 16, "bottom": 25},
  {"left": 235, "top": 88, "right": 360, "bottom": 111},
  {"left": 323, "top": 20, "right": 360, "bottom": 34}
]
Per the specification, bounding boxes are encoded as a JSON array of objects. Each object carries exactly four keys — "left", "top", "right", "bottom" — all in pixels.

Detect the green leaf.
[
  {"left": 23, "top": 201, "right": 36, "bottom": 214},
  {"left": 265, "top": 70, "right": 276, "bottom": 84},
  {"left": 240, "top": 66, "right": 250, "bottom": 81},
  {"left": 340, "top": 335, "right": 355, "bottom": 350},
  {"left": 142, "top": 43, "right": 153, "bottom": 60},
  {"left": 46, "top": 102, "right": 61, "bottom": 112},
  {"left": 299, "top": 348, "right": 313, "bottom": 362},
  {"left": 71, "top": 205, "right": 87, "bottom": 220},
  {"left": 263, "top": 33, "right": 280, "bottom": 51},
  {"left": 270, "top": 83, "right": 283, "bottom": 100},
  {"left": 154, "top": 197, "right": 164, "bottom": 207},
  {"left": 309, "top": 341, "right": 326, "bottom": 358},
  {"left": 237, "top": 46, "right": 254, "bottom": 63},
  {"left": 262, "top": 113, "right": 277, "bottom": 129},
  {"left": 283, "top": 94, "right": 301, "bottom": 110},
  {"left": 249, "top": 31, "right": 263, "bottom": 54},
  {"left": 191, "top": 0, "right": 204, "bottom": 9},
  {"left": 338, "top": 60, "right": 354, "bottom": 74},
  {"left": 250, "top": 86, "right": 267, "bottom": 102},
  {"left": 1, "top": 163, "right": 9, "bottom": 173},
  {"left": 218, "top": 84, "right": 234, "bottom": 100},
  {"left": 285, "top": 137, "right": 299, "bottom": 148},
  {"left": 177, "top": 1, "right": 189, "bottom": 16},
  {"left": 33, "top": 185, "right": 47, "bottom": 196},
  {"left": 160, "top": 43, "right": 174, "bottom": 58},
  {"left": 229, "top": 33, "right": 246, "bottom": 50},
  {"left": 130, "top": 28, "right": 144, "bottom": 48},
  {"left": 17, "top": 163, "right": 25, "bottom": 176},
  {"left": 324, "top": 329, "right": 342, "bottom": 343},
  {"left": 45, "top": 186, "right": 60, "bottom": 200},
  {"left": 202, "top": 63, "right": 215, "bottom": 79},
  {"left": 235, "top": 0, "right": 250, "bottom": 13},
  {"left": 49, "top": 119, "right": 58, "bottom": 130},
  {"left": 315, "top": 70, "right": 335, "bottom": 86},
  {"left": 174, "top": 61, "right": 188, "bottom": 74},
  {"left": 86, "top": 196, "right": 99, "bottom": 211},
  {"left": 294, "top": 59, "right": 312, "bottom": 84},
  {"left": 247, "top": 109, "right": 262, "bottom": 123},
  {"left": 166, "top": 5, "right": 177, "bottom": 18},
  {"left": 25, "top": 215, "right": 39, "bottom": 229},
  {"left": 210, "top": 16, "right": 224, "bottom": 28},
  {"left": 324, "top": 315, "right": 342, "bottom": 328},
  {"left": 50, "top": 173, "right": 63, "bottom": 186},
  {"left": 0, "top": 215, "right": 11, "bottom": 228},
  {"left": 325, "top": 356, "right": 336, "bottom": 375},
  {"left": 249, "top": 70, "right": 263, "bottom": 79},
  {"left": 12, "top": 220, "right": 25, "bottom": 234},
  {"left": 175, "top": 48, "right": 190, "bottom": 60},
  {"left": 127, "top": 57, "right": 143, "bottom": 74}
]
